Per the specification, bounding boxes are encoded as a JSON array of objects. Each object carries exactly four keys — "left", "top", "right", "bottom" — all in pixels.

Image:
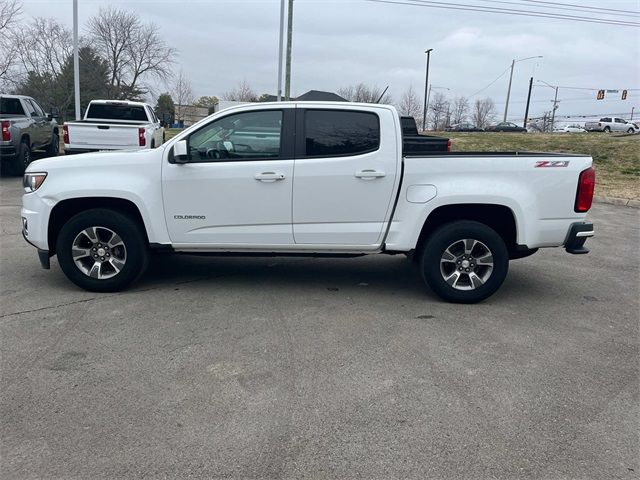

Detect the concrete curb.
[{"left": 594, "top": 196, "right": 640, "bottom": 208}]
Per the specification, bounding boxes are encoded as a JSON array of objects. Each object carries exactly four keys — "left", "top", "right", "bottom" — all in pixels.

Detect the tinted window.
[
  {"left": 0, "top": 98, "right": 24, "bottom": 115},
  {"left": 188, "top": 110, "right": 283, "bottom": 162},
  {"left": 614, "top": 118, "right": 625, "bottom": 123},
  {"left": 24, "top": 100, "right": 36, "bottom": 116},
  {"left": 601, "top": 118, "right": 611, "bottom": 122},
  {"left": 29, "top": 99, "right": 45, "bottom": 117},
  {"left": 86, "top": 103, "right": 148, "bottom": 121},
  {"left": 304, "top": 110, "right": 380, "bottom": 157}
]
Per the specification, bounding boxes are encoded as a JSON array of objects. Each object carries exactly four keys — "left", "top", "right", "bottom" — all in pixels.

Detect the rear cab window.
[
  {"left": 0, "top": 97, "right": 25, "bottom": 116},
  {"left": 303, "top": 109, "right": 380, "bottom": 157},
  {"left": 86, "top": 103, "right": 149, "bottom": 122}
]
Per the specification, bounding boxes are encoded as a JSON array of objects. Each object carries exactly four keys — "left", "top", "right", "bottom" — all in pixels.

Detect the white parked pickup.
[
  {"left": 22, "top": 102, "right": 595, "bottom": 303},
  {"left": 63, "top": 100, "right": 164, "bottom": 154}
]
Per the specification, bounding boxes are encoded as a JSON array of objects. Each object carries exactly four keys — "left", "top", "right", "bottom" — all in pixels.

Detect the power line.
[
  {"left": 519, "top": 0, "right": 640, "bottom": 16},
  {"left": 364, "top": 0, "right": 640, "bottom": 26},
  {"left": 403, "top": 0, "right": 640, "bottom": 25},
  {"left": 469, "top": 65, "right": 512, "bottom": 97},
  {"left": 476, "top": 0, "right": 640, "bottom": 18}
]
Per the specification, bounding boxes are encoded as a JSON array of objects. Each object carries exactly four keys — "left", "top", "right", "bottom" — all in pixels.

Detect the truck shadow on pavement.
[{"left": 132, "top": 253, "right": 550, "bottom": 304}]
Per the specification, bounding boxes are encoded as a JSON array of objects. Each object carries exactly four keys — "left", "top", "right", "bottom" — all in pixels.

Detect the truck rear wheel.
[
  {"left": 46, "top": 133, "right": 59, "bottom": 157},
  {"left": 4, "top": 141, "right": 31, "bottom": 176},
  {"left": 56, "top": 209, "right": 148, "bottom": 292},
  {"left": 420, "top": 221, "right": 509, "bottom": 303}
]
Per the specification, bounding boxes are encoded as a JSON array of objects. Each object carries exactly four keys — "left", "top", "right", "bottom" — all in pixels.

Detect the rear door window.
[
  {"left": 29, "top": 99, "right": 45, "bottom": 117},
  {"left": 303, "top": 110, "right": 380, "bottom": 157},
  {"left": 24, "top": 100, "right": 37, "bottom": 117}
]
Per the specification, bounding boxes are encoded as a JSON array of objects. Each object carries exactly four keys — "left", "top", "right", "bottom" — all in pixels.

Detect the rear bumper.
[
  {"left": 564, "top": 221, "right": 594, "bottom": 254},
  {"left": 0, "top": 144, "right": 17, "bottom": 159}
]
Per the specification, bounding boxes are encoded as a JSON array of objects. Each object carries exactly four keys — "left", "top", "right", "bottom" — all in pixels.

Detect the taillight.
[
  {"left": 63, "top": 124, "right": 69, "bottom": 144},
  {"left": 1, "top": 121, "right": 10, "bottom": 141},
  {"left": 138, "top": 128, "right": 146, "bottom": 147},
  {"left": 575, "top": 167, "right": 595, "bottom": 212},
  {"left": 447, "top": 139, "right": 452, "bottom": 152}
]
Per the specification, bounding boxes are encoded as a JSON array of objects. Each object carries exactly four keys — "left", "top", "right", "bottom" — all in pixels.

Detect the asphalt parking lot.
[{"left": 1, "top": 176, "right": 638, "bottom": 479}]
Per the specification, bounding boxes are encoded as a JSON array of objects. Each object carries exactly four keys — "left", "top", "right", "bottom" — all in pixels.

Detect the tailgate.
[{"left": 67, "top": 123, "right": 141, "bottom": 148}]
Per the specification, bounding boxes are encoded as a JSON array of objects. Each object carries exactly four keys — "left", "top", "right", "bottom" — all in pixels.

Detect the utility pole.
[
  {"left": 550, "top": 86, "right": 559, "bottom": 130},
  {"left": 73, "top": 0, "right": 80, "bottom": 120},
  {"left": 422, "top": 49, "right": 433, "bottom": 132},
  {"left": 523, "top": 77, "right": 533, "bottom": 128},
  {"left": 277, "top": 0, "right": 285, "bottom": 101},
  {"left": 631, "top": 106, "right": 635, "bottom": 121},
  {"left": 284, "top": 0, "right": 294, "bottom": 101}
]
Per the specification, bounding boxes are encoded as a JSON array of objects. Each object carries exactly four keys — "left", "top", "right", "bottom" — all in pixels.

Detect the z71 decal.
[{"left": 535, "top": 160, "right": 570, "bottom": 168}]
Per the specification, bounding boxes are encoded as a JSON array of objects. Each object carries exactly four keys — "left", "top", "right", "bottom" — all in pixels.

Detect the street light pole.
[
  {"left": 503, "top": 59, "right": 515, "bottom": 122},
  {"left": 284, "top": 0, "right": 294, "bottom": 101},
  {"left": 73, "top": 0, "right": 80, "bottom": 120},
  {"left": 277, "top": 0, "right": 285, "bottom": 101},
  {"left": 503, "top": 55, "right": 543, "bottom": 122},
  {"left": 422, "top": 49, "right": 433, "bottom": 132}
]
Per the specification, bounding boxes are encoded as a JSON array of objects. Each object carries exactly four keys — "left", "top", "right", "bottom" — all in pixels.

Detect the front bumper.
[{"left": 564, "top": 221, "right": 594, "bottom": 254}]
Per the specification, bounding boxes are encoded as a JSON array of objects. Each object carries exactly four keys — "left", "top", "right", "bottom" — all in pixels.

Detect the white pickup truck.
[
  {"left": 63, "top": 100, "right": 164, "bottom": 154},
  {"left": 21, "top": 102, "right": 595, "bottom": 303},
  {"left": 584, "top": 117, "right": 636, "bottom": 133}
]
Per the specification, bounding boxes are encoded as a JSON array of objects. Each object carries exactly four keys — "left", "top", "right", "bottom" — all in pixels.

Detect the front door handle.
[
  {"left": 255, "top": 172, "right": 286, "bottom": 182},
  {"left": 355, "top": 169, "right": 386, "bottom": 180}
]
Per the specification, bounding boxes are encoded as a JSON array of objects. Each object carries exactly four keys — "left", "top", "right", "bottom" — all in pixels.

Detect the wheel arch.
[
  {"left": 414, "top": 203, "right": 519, "bottom": 258},
  {"left": 48, "top": 197, "right": 149, "bottom": 254}
]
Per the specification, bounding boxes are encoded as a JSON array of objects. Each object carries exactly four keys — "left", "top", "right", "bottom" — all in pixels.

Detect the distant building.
[{"left": 174, "top": 104, "right": 209, "bottom": 127}]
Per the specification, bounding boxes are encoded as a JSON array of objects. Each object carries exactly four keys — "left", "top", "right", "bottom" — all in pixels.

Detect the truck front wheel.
[
  {"left": 56, "top": 209, "right": 149, "bottom": 292},
  {"left": 420, "top": 221, "right": 509, "bottom": 303}
]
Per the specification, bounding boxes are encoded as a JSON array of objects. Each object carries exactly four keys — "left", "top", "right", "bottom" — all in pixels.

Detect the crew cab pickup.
[
  {"left": 1, "top": 94, "right": 59, "bottom": 175},
  {"left": 584, "top": 117, "right": 636, "bottom": 133},
  {"left": 22, "top": 102, "right": 595, "bottom": 303},
  {"left": 63, "top": 100, "right": 164, "bottom": 154}
]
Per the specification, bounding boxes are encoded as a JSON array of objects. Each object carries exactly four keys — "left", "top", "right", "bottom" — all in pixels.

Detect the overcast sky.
[{"left": 20, "top": 0, "right": 640, "bottom": 122}]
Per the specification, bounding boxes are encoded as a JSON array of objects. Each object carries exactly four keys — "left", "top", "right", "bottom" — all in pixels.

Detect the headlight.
[{"left": 23, "top": 172, "right": 47, "bottom": 193}]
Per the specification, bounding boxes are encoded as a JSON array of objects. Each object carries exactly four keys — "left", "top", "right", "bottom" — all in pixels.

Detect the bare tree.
[
  {"left": 222, "top": 80, "right": 257, "bottom": 102},
  {"left": 428, "top": 92, "right": 450, "bottom": 131},
  {"left": 87, "top": 7, "right": 175, "bottom": 99},
  {"left": 172, "top": 70, "right": 194, "bottom": 123},
  {"left": 452, "top": 96, "right": 470, "bottom": 125},
  {"left": 397, "top": 85, "right": 421, "bottom": 124},
  {"left": 472, "top": 97, "right": 496, "bottom": 128},
  {"left": 12, "top": 17, "right": 73, "bottom": 107},
  {"left": 338, "top": 83, "right": 392, "bottom": 104},
  {"left": 0, "top": 0, "right": 22, "bottom": 86}
]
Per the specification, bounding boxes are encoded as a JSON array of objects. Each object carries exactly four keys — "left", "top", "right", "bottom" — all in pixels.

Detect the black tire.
[
  {"left": 603, "top": 126, "right": 611, "bottom": 133},
  {"left": 420, "top": 221, "right": 509, "bottom": 303},
  {"left": 46, "top": 133, "right": 59, "bottom": 157},
  {"left": 628, "top": 128, "right": 634, "bottom": 134},
  {"left": 5, "top": 141, "right": 31, "bottom": 176},
  {"left": 56, "top": 209, "right": 149, "bottom": 292}
]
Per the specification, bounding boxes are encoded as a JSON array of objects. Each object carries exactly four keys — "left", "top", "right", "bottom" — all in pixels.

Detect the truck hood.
[{"left": 26, "top": 148, "right": 162, "bottom": 173}]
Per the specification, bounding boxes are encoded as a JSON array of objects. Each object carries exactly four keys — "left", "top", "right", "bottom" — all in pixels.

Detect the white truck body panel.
[{"left": 23, "top": 102, "right": 592, "bottom": 258}]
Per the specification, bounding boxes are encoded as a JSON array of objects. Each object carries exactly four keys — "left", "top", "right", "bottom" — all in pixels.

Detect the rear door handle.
[
  {"left": 355, "top": 169, "right": 386, "bottom": 179},
  {"left": 255, "top": 172, "right": 286, "bottom": 182}
]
